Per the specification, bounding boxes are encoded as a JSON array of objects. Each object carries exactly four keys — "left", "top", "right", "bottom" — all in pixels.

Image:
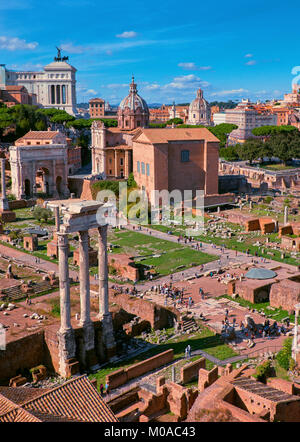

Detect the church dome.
[
  {"left": 188, "top": 88, "right": 211, "bottom": 126},
  {"left": 118, "top": 76, "right": 149, "bottom": 113},
  {"left": 117, "top": 76, "right": 149, "bottom": 130},
  {"left": 189, "top": 88, "right": 209, "bottom": 112}
]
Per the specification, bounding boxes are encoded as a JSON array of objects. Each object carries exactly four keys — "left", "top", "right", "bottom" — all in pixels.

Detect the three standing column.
[
  {"left": 97, "top": 225, "right": 116, "bottom": 357},
  {"left": 78, "top": 230, "right": 95, "bottom": 364},
  {"left": 57, "top": 232, "right": 76, "bottom": 377}
]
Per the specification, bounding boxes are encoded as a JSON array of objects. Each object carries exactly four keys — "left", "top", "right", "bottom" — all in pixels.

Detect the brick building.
[
  {"left": 91, "top": 77, "right": 231, "bottom": 205},
  {"left": 89, "top": 98, "right": 105, "bottom": 118},
  {"left": 132, "top": 127, "right": 220, "bottom": 198},
  {"left": 0, "top": 85, "right": 37, "bottom": 107}
]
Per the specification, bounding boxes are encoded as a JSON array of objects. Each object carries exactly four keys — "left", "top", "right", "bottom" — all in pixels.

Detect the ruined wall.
[
  {"left": 180, "top": 357, "right": 206, "bottom": 384},
  {"left": 245, "top": 219, "right": 261, "bottom": 232},
  {"left": 269, "top": 279, "right": 300, "bottom": 313},
  {"left": 8, "top": 199, "right": 35, "bottom": 210},
  {"left": 0, "top": 332, "right": 44, "bottom": 383},
  {"left": 230, "top": 281, "right": 271, "bottom": 303},
  {"left": 108, "top": 254, "right": 139, "bottom": 282},
  {"left": 106, "top": 349, "right": 174, "bottom": 389},
  {"left": 198, "top": 366, "right": 219, "bottom": 392},
  {"left": 109, "top": 291, "right": 180, "bottom": 330},
  {"left": 259, "top": 219, "right": 276, "bottom": 234}
]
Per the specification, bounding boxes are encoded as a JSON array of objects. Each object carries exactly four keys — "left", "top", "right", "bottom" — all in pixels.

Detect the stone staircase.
[
  {"left": 2, "top": 280, "right": 55, "bottom": 301},
  {"left": 181, "top": 315, "right": 197, "bottom": 333}
]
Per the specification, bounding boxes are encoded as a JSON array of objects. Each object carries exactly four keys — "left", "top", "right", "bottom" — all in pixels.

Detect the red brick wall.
[
  {"left": 109, "top": 291, "right": 180, "bottom": 329},
  {"left": 270, "top": 280, "right": 300, "bottom": 312},
  {"left": 0, "top": 332, "right": 44, "bottom": 383},
  {"left": 106, "top": 349, "right": 174, "bottom": 389},
  {"left": 180, "top": 357, "right": 206, "bottom": 384}
]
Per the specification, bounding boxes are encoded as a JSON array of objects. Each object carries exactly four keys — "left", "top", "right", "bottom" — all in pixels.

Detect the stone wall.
[
  {"left": 228, "top": 280, "right": 271, "bottom": 303},
  {"left": 198, "top": 366, "right": 219, "bottom": 392},
  {"left": 0, "top": 331, "right": 44, "bottom": 383},
  {"left": 180, "top": 357, "right": 206, "bottom": 384},
  {"left": 106, "top": 349, "right": 174, "bottom": 389},
  {"left": 109, "top": 291, "right": 180, "bottom": 330},
  {"left": 108, "top": 254, "right": 139, "bottom": 282},
  {"left": 8, "top": 199, "right": 35, "bottom": 210},
  {"left": 269, "top": 279, "right": 300, "bottom": 313}
]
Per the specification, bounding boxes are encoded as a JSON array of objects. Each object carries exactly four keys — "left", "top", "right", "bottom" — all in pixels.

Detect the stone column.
[
  {"left": 98, "top": 225, "right": 109, "bottom": 317},
  {"left": 124, "top": 150, "right": 129, "bottom": 178},
  {"left": 79, "top": 230, "right": 92, "bottom": 326},
  {"left": 31, "top": 161, "right": 36, "bottom": 195},
  {"left": 78, "top": 230, "right": 95, "bottom": 362},
  {"left": 0, "top": 159, "right": 9, "bottom": 211},
  {"left": 97, "top": 225, "right": 116, "bottom": 358},
  {"left": 284, "top": 206, "right": 289, "bottom": 226},
  {"left": 114, "top": 150, "right": 118, "bottom": 177},
  {"left": 57, "top": 232, "right": 76, "bottom": 377}
]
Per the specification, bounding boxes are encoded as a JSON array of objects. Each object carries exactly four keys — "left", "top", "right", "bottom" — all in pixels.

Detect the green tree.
[
  {"left": 236, "top": 139, "right": 264, "bottom": 165},
  {"left": 166, "top": 118, "right": 184, "bottom": 125},
  {"left": 127, "top": 172, "right": 137, "bottom": 188},
  {"left": 267, "top": 131, "right": 300, "bottom": 165},
  {"left": 276, "top": 337, "right": 293, "bottom": 370},
  {"left": 219, "top": 145, "right": 240, "bottom": 161}
]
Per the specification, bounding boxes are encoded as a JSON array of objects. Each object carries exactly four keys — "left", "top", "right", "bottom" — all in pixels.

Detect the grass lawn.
[
  {"left": 260, "top": 163, "right": 300, "bottom": 171},
  {"left": 89, "top": 324, "right": 237, "bottom": 390},
  {"left": 148, "top": 223, "right": 300, "bottom": 267},
  {"left": 218, "top": 294, "right": 300, "bottom": 325},
  {"left": 106, "top": 229, "right": 217, "bottom": 278}
]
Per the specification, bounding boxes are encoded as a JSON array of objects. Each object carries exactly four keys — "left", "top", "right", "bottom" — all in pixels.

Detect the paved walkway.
[{"left": 125, "top": 223, "right": 297, "bottom": 291}]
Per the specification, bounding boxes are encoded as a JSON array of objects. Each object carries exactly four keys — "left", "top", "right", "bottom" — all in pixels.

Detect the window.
[
  {"left": 181, "top": 150, "right": 190, "bottom": 162},
  {"left": 137, "top": 161, "right": 140, "bottom": 173},
  {"left": 146, "top": 163, "right": 150, "bottom": 176},
  {"left": 141, "top": 162, "right": 145, "bottom": 174},
  {"left": 120, "top": 158, "right": 124, "bottom": 166}
]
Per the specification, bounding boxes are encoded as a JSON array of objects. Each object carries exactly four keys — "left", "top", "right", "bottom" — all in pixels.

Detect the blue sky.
[{"left": 0, "top": 0, "right": 299, "bottom": 105}]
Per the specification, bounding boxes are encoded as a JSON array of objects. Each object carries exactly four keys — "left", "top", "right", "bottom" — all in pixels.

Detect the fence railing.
[{"left": 244, "top": 345, "right": 282, "bottom": 360}]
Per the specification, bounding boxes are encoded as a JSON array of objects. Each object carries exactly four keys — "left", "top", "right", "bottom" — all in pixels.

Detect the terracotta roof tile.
[
  {"left": 23, "top": 375, "right": 118, "bottom": 422},
  {"left": 16, "top": 131, "right": 60, "bottom": 141},
  {"left": 133, "top": 127, "right": 219, "bottom": 144},
  {"left": 0, "top": 376, "right": 117, "bottom": 422}
]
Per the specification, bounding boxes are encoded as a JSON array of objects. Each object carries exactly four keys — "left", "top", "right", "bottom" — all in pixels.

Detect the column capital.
[{"left": 57, "top": 232, "right": 69, "bottom": 248}]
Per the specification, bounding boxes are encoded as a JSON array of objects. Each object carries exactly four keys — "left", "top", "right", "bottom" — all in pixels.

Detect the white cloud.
[
  {"left": 245, "top": 53, "right": 253, "bottom": 58},
  {"left": 86, "top": 89, "right": 98, "bottom": 95},
  {"left": 210, "top": 89, "right": 248, "bottom": 97},
  {"left": 178, "top": 62, "right": 212, "bottom": 71},
  {"left": 245, "top": 60, "right": 257, "bottom": 66},
  {"left": 0, "top": 36, "right": 38, "bottom": 51},
  {"left": 116, "top": 31, "right": 137, "bottom": 39}
]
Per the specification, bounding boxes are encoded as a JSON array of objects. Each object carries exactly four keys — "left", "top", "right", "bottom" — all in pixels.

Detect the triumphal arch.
[{"left": 9, "top": 131, "right": 70, "bottom": 200}]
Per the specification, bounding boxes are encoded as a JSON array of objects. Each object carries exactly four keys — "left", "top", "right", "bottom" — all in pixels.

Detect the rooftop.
[
  {"left": 0, "top": 375, "right": 117, "bottom": 422},
  {"left": 245, "top": 268, "right": 277, "bottom": 280},
  {"left": 133, "top": 127, "right": 219, "bottom": 144},
  {"left": 232, "top": 377, "right": 299, "bottom": 403}
]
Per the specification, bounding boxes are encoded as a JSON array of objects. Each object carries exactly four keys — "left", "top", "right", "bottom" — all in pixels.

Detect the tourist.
[
  {"left": 105, "top": 383, "right": 109, "bottom": 395},
  {"left": 100, "top": 383, "right": 104, "bottom": 395},
  {"left": 187, "top": 344, "right": 191, "bottom": 358}
]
